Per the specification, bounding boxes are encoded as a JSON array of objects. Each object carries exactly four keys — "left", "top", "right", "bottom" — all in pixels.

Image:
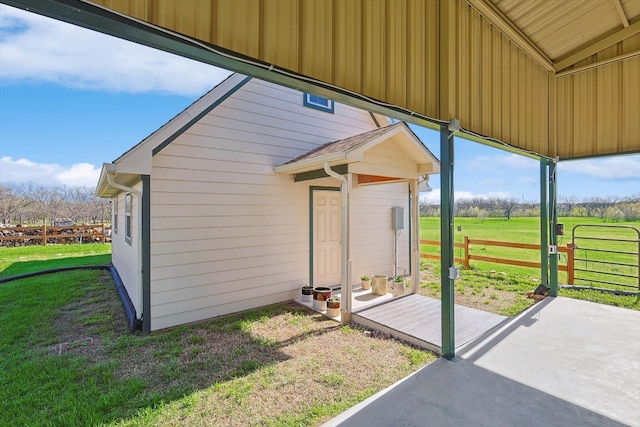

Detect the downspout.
[
  {"left": 106, "top": 172, "right": 144, "bottom": 322},
  {"left": 323, "top": 162, "right": 351, "bottom": 323},
  {"left": 410, "top": 179, "right": 420, "bottom": 294}
]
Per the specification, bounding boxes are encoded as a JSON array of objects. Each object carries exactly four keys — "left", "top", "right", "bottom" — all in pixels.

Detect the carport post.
[
  {"left": 548, "top": 160, "right": 559, "bottom": 296},
  {"left": 440, "top": 124, "right": 455, "bottom": 359},
  {"left": 540, "top": 160, "right": 549, "bottom": 286}
]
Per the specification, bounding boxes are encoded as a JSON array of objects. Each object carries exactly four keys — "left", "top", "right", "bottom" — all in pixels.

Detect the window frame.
[
  {"left": 125, "top": 192, "right": 132, "bottom": 245},
  {"left": 303, "top": 93, "right": 334, "bottom": 113},
  {"left": 113, "top": 197, "right": 118, "bottom": 234}
]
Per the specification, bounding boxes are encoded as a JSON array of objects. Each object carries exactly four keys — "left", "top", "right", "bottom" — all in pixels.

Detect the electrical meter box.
[{"left": 392, "top": 207, "right": 404, "bottom": 230}]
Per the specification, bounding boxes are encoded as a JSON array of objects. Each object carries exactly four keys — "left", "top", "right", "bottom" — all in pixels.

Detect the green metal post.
[
  {"left": 548, "top": 160, "right": 559, "bottom": 296},
  {"left": 440, "top": 124, "right": 455, "bottom": 359},
  {"left": 540, "top": 160, "right": 548, "bottom": 286}
]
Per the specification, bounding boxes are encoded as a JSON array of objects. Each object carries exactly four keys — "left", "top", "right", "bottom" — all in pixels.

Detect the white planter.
[{"left": 393, "top": 281, "right": 406, "bottom": 297}]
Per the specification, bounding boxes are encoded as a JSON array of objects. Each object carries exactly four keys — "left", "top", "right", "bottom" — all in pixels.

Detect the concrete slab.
[{"left": 322, "top": 297, "right": 640, "bottom": 427}]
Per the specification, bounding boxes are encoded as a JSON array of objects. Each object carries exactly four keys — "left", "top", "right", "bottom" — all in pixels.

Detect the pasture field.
[{"left": 420, "top": 217, "right": 640, "bottom": 289}]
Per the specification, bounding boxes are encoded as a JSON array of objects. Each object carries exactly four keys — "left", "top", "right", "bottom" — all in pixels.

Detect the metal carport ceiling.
[{"left": 3, "top": 0, "right": 639, "bottom": 160}]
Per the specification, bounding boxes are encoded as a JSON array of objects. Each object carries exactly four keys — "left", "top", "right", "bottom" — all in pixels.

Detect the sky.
[{"left": 1, "top": 4, "right": 638, "bottom": 201}]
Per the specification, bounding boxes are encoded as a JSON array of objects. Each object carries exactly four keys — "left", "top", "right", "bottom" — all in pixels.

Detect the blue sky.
[{"left": 1, "top": 4, "right": 638, "bottom": 201}]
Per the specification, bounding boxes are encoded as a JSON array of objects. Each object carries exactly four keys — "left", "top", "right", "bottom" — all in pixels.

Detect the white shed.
[{"left": 96, "top": 73, "right": 439, "bottom": 332}]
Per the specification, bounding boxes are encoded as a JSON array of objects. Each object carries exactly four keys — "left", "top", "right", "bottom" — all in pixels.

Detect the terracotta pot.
[
  {"left": 361, "top": 279, "right": 371, "bottom": 290},
  {"left": 312, "top": 287, "right": 332, "bottom": 311}
]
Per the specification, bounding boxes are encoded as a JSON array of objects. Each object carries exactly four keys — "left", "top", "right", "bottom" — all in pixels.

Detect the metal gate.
[{"left": 570, "top": 224, "right": 640, "bottom": 294}]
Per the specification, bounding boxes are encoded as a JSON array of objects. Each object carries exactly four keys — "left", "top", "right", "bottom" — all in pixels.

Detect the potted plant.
[
  {"left": 392, "top": 276, "right": 406, "bottom": 297},
  {"left": 326, "top": 296, "right": 341, "bottom": 317},
  {"left": 301, "top": 285, "right": 314, "bottom": 302},
  {"left": 361, "top": 275, "right": 371, "bottom": 290}
]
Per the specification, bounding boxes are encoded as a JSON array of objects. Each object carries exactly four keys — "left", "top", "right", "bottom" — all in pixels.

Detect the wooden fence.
[
  {"left": 420, "top": 237, "right": 575, "bottom": 284},
  {"left": 0, "top": 224, "right": 111, "bottom": 246}
]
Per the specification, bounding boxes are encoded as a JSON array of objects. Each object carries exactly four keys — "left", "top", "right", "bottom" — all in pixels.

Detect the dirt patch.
[
  {"left": 413, "top": 263, "right": 536, "bottom": 316},
  {"left": 48, "top": 277, "right": 436, "bottom": 426}
]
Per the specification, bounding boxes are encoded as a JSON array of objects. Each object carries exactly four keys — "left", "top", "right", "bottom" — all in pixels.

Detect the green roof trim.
[{"left": 151, "top": 75, "right": 252, "bottom": 156}]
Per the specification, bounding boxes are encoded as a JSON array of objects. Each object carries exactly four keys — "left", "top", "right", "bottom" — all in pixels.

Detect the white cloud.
[
  {"left": 0, "top": 5, "right": 232, "bottom": 96},
  {"left": 0, "top": 156, "right": 99, "bottom": 188},
  {"left": 559, "top": 155, "right": 640, "bottom": 181}
]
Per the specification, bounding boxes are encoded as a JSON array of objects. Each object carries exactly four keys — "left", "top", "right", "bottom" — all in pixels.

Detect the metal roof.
[{"left": 4, "top": 0, "right": 639, "bottom": 160}]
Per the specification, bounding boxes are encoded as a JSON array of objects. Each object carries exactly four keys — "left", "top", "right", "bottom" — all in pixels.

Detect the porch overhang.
[{"left": 274, "top": 122, "right": 440, "bottom": 183}]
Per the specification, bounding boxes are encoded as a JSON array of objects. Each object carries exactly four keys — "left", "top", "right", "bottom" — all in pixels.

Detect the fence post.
[
  {"left": 566, "top": 242, "right": 574, "bottom": 285},
  {"left": 464, "top": 236, "right": 470, "bottom": 269},
  {"left": 42, "top": 223, "right": 47, "bottom": 246}
]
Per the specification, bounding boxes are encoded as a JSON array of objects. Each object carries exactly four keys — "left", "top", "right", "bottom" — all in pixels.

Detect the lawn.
[
  {"left": 0, "top": 243, "right": 111, "bottom": 278},
  {"left": 417, "top": 217, "right": 640, "bottom": 313},
  {"left": 0, "top": 245, "right": 435, "bottom": 427}
]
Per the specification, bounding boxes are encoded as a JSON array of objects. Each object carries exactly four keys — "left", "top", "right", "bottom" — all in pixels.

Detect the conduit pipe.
[
  {"left": 323, "top": 162, "right": 351, "bottom": 323},
  {"left": 106, "top": 172, "right": 144, "bottom": 322}
]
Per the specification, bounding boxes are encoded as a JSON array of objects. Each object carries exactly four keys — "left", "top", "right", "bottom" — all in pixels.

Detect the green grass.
[
  {"left": 420, "top": 217, "right": 640, "bottom": 290},
  {"left": 1, "top": 244, "right": 435, "bottom": 427},
  {"left": 0, "top": 243, "right": 111, "bottom": 278},
  {"left": 418, "top": 216, "right": 640, "bottom": 312}
]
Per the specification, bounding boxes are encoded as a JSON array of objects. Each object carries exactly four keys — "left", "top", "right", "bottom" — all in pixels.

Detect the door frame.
[{"left": 309, "top": 186, "right": 341, "bottom": 287}]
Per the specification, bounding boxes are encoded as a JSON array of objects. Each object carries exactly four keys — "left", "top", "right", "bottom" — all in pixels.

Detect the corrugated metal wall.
[
  {"left": 93, "top": 0, "right": 637, "bottom": 160},
  {"left": 556, "top": 34, "right": 640, "bottom": 158},
  {"left": 454, "top": 1, "right": 550, "bottom": 156}
]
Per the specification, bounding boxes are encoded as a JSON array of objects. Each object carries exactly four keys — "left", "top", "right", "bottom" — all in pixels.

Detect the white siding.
[
  {"left": 350, "top": 182, "right": 411, "bottom": 282},
  {"left": 111, "top": 181, "right": 142, "bottom": 315},
  {"left": 149, "top": 79, "right": 378, "bottom": 330}
]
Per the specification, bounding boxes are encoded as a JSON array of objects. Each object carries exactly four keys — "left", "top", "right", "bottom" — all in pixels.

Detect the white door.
[{"left": 313, "top": 190, "right": 341, "bottom": 287}]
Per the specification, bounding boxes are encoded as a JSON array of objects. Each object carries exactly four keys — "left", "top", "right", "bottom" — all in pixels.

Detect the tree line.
[
  {"left": 2, "top": 182, "right": 639, "bottom": 226},
  {"left": 420, "top": 194, "right": 640, "bottom": 221},
  {"left": 0, "top": 183, "right": 111, "bottom": 226}
]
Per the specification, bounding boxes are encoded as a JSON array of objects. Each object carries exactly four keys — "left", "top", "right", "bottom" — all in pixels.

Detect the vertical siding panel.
[
  {"left": 481, "top": 18, "right": 492, "bottom": 136},
  {"left": 361, "top": 0, "right": 386, "bottom": 101},
  {"left": 501, "top": 36, "right": 511, "bottom": 143},
  {"left": 334, "top": 0, "right": 362, "bottom": 92},
  {"left": 596, "top": 45, "right": 619, "bottom": 154},
  {"left": 509, "top": 43, "right": 519, "bottom": 144},
  {"left": 425, "top": 1, "right": 440, "bottom": 117},
  {"left": 457, "top": 3, "right": 469, "bottom": 124},
  {"left": 385, "top": 0, "right": 407, "bottom": 108},
  {"left": 213, "top": 0, "right": 260, "bottom": 57},
  {"left": 524, "top": 57, "right": 532, "bottom": 152},
  {"left": 261, "top": 0, "right": 299, "bottom": 71},
  {"left": 561, "top": 76, "right": 574, "bottom": 158},
  {"left": 469, "top": 9, "right": 482, "bottom": 131},
  {"left": 517, "top": 51, "right": 526, "bottom": 149},
  {"left": 300, "top": 0, "right": 333, "bottom": 83},
  {"left": 491, "top": 27, "right": 503, "bottom": 141},
  {"left": 622, "top": 37, "right": 640, "bottom": 153},
  {"left": 406, "top": 0, "right": 426, "bottom": 115}
]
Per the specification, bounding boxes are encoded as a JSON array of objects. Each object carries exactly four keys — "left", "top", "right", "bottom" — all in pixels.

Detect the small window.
[
  {"left": 113, "top": 197, "right": 118, "bottom": 234},
  {"left": 303, "top": 93, "right": 334, "bottom": 113},
  {"left": 125, "top": 192, "right": 132, "bottom": 244}
]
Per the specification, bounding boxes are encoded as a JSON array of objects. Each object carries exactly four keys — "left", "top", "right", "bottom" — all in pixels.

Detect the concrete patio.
[{"left": 322, "top": 297, "right": 640, "bottom": 427}]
